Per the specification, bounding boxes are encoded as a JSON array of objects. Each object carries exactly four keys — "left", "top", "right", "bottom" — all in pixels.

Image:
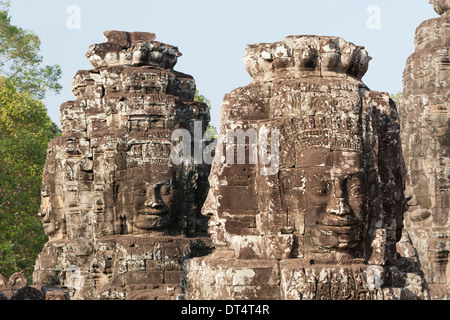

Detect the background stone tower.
[{"left": 399, "top": 0, "right": 450, "bottom": 299}]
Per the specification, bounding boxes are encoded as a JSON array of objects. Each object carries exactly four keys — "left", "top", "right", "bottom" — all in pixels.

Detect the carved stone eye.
[
  {"left": 160, "top": 184, "right": 171, "bottom": 195},
  {"left": 348, "top": 185, "right": 363, "bottom": 196},
  {"left": 314, "top": 183, "right": 330, "bottom": 195},
  {"left": 138, "top": 187, "right": 147, "bottom": 196},
  {"left": 347, "top": 177, "right": 365, "bottom": 197}
]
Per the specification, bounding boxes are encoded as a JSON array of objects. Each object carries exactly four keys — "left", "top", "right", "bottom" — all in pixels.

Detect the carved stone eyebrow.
[{"left": 144, "top": 180, "right": 172, "bottom": 188}]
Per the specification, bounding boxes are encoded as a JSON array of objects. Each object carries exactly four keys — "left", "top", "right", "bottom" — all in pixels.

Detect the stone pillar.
[
  {"left": 33, "top": 31, "right": 212, "bottom": 300},
  {"left": 399, "top": 0, "right": 450, "bottom": 300},
  {"left": 187, "top": 35, "right": 430, "bottom": 300}
]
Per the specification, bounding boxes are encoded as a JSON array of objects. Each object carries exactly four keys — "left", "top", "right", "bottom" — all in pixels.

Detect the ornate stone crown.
[
  {"left": 86, "top": 31, "right": 182, "bottom": 69},
  {"left": 243, "top": 35, "right": 372, "bottom": 81}
]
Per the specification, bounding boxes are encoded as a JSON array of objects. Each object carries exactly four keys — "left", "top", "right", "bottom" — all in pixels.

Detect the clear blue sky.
[{"left": 9, "top": 0, "right": 437, "bottom": 130}]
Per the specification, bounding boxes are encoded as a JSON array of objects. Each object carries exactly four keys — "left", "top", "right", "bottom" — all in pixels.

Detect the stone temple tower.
[
  {"left": 399, "top": 0, "right": 450, "bottom": 299},
  {"left": 187, "top": 35, "right": 430, "bottom": 300},
  {"left": 33, "top": 31, "right": 212, "bottom": 300}
]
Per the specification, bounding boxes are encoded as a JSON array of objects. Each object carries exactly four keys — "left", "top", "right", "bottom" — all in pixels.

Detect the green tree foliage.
[
  {"left": 0, "top": 1, "right": 62, "bottom": 99},
  {"left": 0, "top": 2, "right": 61, "bottom": 282},
  {"left": 194, "top": 89, "right": 218, "bottom": 139},
  {"left": 390, "top": 92, "right": 403, "bottom": 105},
  {"left": 0, "top": 78, "right": 57, "bottom": 281}
]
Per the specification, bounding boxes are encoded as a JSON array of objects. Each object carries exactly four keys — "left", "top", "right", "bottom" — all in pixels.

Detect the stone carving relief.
[
  {"left": 186, "top": 35, "right": 430, "bottom": 300},
  {"left": 29, "top": 17, "right": 447, "bottom": 299},
  {"left": 399, "top": 0, "right": 450, "bottom": 299},
  {"left": 0, "top": 273, "right": 69, "bottom": 300},
  {"left": 33, "top": 31, "right": 212, "bottom": 300}
]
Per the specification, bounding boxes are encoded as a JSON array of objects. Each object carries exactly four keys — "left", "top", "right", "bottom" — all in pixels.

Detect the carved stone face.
[
  {"left": 133, "top": 170, "right": 174, "bottom": 231},
  {"left": 297, "top": 147, "right": 368, "bottom": 255},
  {"left": 39, "top": 196, "right": 55, "bottom": 236},
  {"left": 405, "top": 184, "right": 432, "bottom": 223},
  {"left": 39, "top": 180, "right": 64, "bottom": 240},
  {"left": 116, "top": 164, "right": 176, "bottom": 234}
]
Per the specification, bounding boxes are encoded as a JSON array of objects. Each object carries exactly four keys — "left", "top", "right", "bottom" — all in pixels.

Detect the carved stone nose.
[
  {"left": 148, "top": 201, "right": 163, "bottom": 209},
  {"left": 326, "top": 181, "right": 350, "bottom": 216},
  {"left": 40, "top": 207, "right": 51, "bottom": 222},
  {"left": 145, "top": 197, "right": 163, "bottom": 208},
  {"left": 144, "top": 187, "right": 163, "bottom": 208},
  {"left": 406, "top": 195, "right": 418, "bottom": 207},
  {"left": 327, "top": 199, "right": 351, "bottom": 216}
]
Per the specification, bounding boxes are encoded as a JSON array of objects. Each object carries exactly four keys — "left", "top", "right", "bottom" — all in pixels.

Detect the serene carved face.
[
  {"left": 404, "top": 128, "right": 437, "bottom": 225},
  {"left": 39, "top": 180, "right": 64, "bottom": 240},
  {"left": 404, "top": 184, "right": 432, "bottom": 223},
  {"left": 133, "top": 169, "right": 175, "bottom": 231},
  {"left": 297, "top": 147, "right": 368, "bottom": 254},
  {"left": 116, "top": 164, "right": 176, "bottom": 234},
  {"left": 39, "top": 196, "right": 55, "bottom": 236}
]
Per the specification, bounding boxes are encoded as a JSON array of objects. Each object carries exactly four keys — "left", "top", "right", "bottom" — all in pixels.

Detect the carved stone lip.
[
  {"left": 407, "top": 208, "right": 432, "bottom": 222},
  {"left": 42, "top": 222, "right": 56, "bottom": 235},
  {"left": 319, "top": 216, "right": 359, "bottom": 227},
  {"left": 138, "top": 208, "right": 168, "bottom": 216},
  {"left": 317, "top": 217, "right": 361, "bottom": 237},
  {"left": 42, "top": 222, "right": 53, "bottom": 231},
  {"left": 318, "top": 225, "right": 354, "bottom": 234}
]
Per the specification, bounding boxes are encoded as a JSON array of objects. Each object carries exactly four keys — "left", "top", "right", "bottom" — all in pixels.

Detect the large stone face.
[
  {"left": 186, "top": 35, "right": 430, "bottom": 300},
  {"left": 33, "top": 31, "right": 212, "bottom": 300},
  {"left": 399, "top": 0, "right": 450, "bottom": 300}
]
